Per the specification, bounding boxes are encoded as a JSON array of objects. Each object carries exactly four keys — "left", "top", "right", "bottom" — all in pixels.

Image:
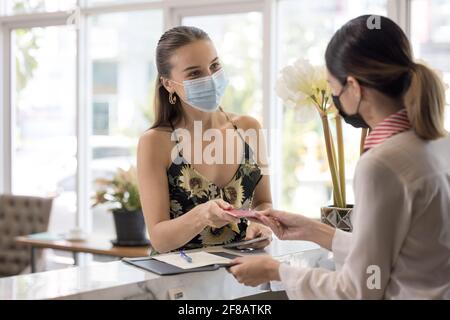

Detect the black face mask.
[{"left": 332, "top": 82, "right": 369, "bottom": 129}]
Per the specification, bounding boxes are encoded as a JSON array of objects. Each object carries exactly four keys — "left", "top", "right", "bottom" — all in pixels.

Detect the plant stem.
[
  {"left": 328, "top": 123, "right": 339, "bottom": 206},
  {"left": 310, "top": 99, "right": 324, "bottom": 115},
  {"left": 321, "top": 115, "right": 343, "bottom": 208},
  {"left": 323, "top": 99, "right": 340, "bottom": 206},
  {"left": 335, "top": 115, "right": 346, "bottom": 206}
]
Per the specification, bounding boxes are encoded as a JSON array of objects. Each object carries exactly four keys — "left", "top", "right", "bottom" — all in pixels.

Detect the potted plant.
[
  {"left": 92, "top": 166, "right": 150, "bottom": 246},
  {"left": 276, "top": 58, "right": 368, "bottom": 232}
]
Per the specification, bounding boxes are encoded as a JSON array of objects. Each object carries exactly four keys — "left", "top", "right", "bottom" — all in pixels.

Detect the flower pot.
[
  {"left": 321, "top": 205, "right": 353, "bottom": 232},
  {"left": 111, "top": 209, "right": 150, "bottom": 246}
]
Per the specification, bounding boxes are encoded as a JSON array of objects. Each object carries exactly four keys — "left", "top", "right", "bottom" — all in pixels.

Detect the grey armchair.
[{"left": 0, "top": 194, "right": 53, "bottom": 277}]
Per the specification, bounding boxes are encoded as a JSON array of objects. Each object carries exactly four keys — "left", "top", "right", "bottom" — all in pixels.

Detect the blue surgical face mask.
[{"left": 172, "top": 69, "right": 229, "bottom": 112}]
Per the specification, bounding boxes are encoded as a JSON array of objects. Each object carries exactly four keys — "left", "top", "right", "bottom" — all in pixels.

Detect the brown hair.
[
  {"left": 325, "top": 15, "right": 447, "bottom": 140},
  {"left": 150, "top": 26, "right": 210, "bottom": 129}
]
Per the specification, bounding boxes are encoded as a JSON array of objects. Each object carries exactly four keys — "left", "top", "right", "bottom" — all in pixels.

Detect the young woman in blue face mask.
[
  {"left": 228, "top": 15, "right": 450, "bottom": 299},
  {"left": 137, "top": 26, "right": 272, "bottom": 254}
]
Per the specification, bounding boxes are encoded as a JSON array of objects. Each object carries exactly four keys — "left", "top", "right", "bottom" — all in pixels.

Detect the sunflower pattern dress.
[{"left": 167, "top": 121, "right": 262, "bottom": 251}]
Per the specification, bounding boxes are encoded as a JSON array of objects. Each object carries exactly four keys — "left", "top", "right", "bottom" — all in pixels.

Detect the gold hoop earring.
[{"left": 169, "top": 92, "right": 177, "bottom": 105}]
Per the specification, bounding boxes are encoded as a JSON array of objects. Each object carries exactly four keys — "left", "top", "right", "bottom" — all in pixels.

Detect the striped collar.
[{"left": 364, "top": 108, "right": 412, "bottom": 151}]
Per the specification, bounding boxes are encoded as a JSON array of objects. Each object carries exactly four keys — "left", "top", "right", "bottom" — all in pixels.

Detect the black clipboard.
[{"left": 122, "top": 251, "right": 241, "bottom": 275}]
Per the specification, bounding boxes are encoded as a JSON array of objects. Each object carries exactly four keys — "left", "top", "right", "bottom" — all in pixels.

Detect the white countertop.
[{"left": 0, "top": 240, "right": 331, "bottom": 300}]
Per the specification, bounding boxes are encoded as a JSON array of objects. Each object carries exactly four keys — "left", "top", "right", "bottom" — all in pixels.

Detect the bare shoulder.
[
  {"left": 228, "top": 114, "right": 265, "bottom": 152},
  {"left": 139, "top": 127, "right": 171, "bottom": 146},
  {"left": 138, "top": 127, "right": 173, "bottom": 164},
  {"left": 229, "top": 114, "right": 262, "bottom": 131}
]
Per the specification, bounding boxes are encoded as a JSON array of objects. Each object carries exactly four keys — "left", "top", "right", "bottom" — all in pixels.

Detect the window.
[
  {"left": 277, "top": 0, "right": 387, "bottom": 216},
  {"left": 87, "top": 10, "right": 163, "bottom": 238},
  {"left": 411, "top": 0, "right": 450, "bottom": 130},
  {"left": 93, "top": 102, "right": 110, "bottom": 135},
  {"left": 11, "top": 26, "right": 77, "bottom": 233},
  {"left": 86, "top": 0, "right": 158, "bottom": 6},
  {"left": 92, "top": 61, "right": 118, "bottom": 95},
  {"left": 5, "top": 0, "right": 76, "bottom": 14}
]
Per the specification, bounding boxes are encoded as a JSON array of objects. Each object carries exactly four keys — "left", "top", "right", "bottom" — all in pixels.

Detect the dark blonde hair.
[
  {"left": 151, "top": 26, "right": 210, "bottom": 129},
  {"left": 325, "top": 15, "right": 447, "bottom": 140}
]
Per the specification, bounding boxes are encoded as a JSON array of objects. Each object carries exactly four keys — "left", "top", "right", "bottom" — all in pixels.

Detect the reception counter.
[{"left": 0, "top": 240, "right": 332, "bottom": 300}]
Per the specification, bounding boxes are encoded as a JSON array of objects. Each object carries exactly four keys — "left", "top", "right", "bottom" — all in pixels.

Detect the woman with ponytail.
[{"left": 228, "top": 16, "right": 450, "bottom": 299}]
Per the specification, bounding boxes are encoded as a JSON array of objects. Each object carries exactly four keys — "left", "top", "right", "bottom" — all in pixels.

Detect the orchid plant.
[{"left": 276, "top": 58, "right": 368, "bottom": 208}]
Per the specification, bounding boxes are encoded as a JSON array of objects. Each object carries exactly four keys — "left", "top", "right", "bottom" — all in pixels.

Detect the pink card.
[{"left": 226, "top": 209, "right": 258, "bottom": 219}]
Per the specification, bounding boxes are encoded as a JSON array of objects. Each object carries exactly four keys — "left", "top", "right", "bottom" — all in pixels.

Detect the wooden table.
[{"left": 15, "top": 235, "right": 152, "bottom": 273}]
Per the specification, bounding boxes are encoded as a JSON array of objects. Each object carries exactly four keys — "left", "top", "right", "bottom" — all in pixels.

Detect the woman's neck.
[
  {"left": 363, "top": 91, "right": 405, "bottom": 129},
  {"left": 179, "top": 102, "right": 222, "bottom": 131}
]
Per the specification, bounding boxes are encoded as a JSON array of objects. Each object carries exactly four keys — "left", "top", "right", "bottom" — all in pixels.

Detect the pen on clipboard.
[{"left": 180, "top": 250, "right": 192, "bottom": 263}]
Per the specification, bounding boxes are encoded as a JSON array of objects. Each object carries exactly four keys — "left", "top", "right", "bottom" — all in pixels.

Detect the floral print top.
[{"left": 167, "top": 121, "right": 262, "bottom": 251}]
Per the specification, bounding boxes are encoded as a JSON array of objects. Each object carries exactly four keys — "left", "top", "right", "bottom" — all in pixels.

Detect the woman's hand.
[
  {"left": 255, "top": 208, "right": 336, "bottom": 250},
  {"left": 227, "top": 256, "right": 281, "bottom": 287},
  {"left": 198, "top": 199, "right": 239, "bottom": 229},
  {"left": 255, "top": 208, "right": 314, "bottom": 241},
  {"left": 238, "top": 223, "right": 272, "bottom": 249}
]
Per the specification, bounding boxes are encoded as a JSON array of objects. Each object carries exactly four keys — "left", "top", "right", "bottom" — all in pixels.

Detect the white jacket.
[{"left": 279, "top": 130, "right": 450, "bottom": 299}]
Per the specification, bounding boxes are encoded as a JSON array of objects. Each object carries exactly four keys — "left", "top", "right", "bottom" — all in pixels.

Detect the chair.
[{"left": 0, "top": 194, "right": 53, "bottom": 277}]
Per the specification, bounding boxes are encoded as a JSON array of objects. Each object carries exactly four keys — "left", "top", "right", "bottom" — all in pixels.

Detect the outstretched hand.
[{"left": 254, "top": 208, "right": 314, "bottom": 241}]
